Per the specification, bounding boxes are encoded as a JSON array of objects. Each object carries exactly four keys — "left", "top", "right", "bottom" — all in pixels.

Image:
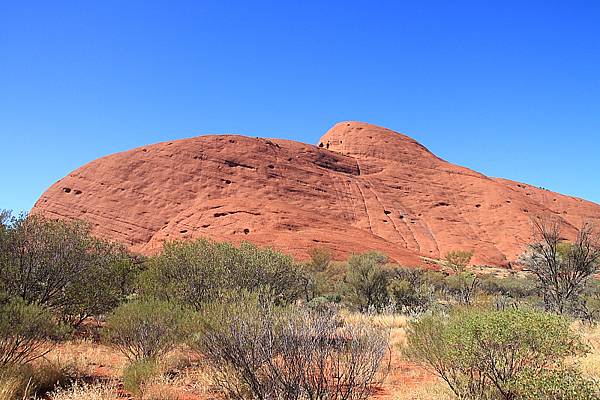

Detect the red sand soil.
[{"left": 32, "top": 121, "right": 600, "bottom": 266}]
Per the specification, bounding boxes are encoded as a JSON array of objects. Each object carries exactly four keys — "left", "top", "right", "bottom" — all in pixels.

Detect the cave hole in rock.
[
  {"left": 180, "top": 229, "right": 188, "bottom": 234},
  {"left": 475, "top": 204, "right": 481, "bottom": 208},
  {"left": 74, "top": 190, "right": 82, "bottom": 195},
  {"left": 384, "top": 210, "right": 391, "bottom": 215},
  {"left": 62, "top": 188, "right": 72, "bottom": 193},
  {"left": 267, "top": 165, "right": 274, "bottom": 169},
  {"left": 201, "top": 224, "right": 210, "bottom": 228},
  {"left": 243, "top": 228, "right": 250, "bottom": 235}
]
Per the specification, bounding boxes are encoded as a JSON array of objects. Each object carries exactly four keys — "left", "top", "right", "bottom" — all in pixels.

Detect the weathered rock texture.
[{"left": 32, "top": 122, "right": 600, "bottom": 266}]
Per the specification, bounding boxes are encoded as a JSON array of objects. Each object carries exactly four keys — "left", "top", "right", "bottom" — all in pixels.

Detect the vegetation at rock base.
[{"left": 0, "top": 210, "right": 599, "bottom": 399}]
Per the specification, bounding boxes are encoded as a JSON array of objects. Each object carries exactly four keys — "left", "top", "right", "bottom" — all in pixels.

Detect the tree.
[
  {"left": 444, "top": 250, "right": 474, "bottom": 273},
  {"left": 345, "top": 252, "right": 389, "bottom": 311},
  {"left": 444, "top": 250, "right": 477, "bottom": 305},
  {"left": 0, "top": 214, "right": 138, "bottom": 326},
  {"left": 302, "top": 247, "right": 337, "bottom": 301},
  {"left": 521, "top": 218, "right": 600, "bottom": 314}
]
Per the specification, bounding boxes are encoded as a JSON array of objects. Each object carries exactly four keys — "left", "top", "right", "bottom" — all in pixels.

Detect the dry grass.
[
  {"left": 0, "top": 370, "right": 31, "bottom": 400},
  {"left": 392, "top": 379, "right": 451, "bottom": 400},
  {"left": 46, "top": 339, "right": 128, "bottom": 378},
  {"left": 342, "top": 311, "right": 410, "bottom": 348},
  {"left": 138, "top": 375, "right": 179, "bottom": 400},
  {"left": 46, "top": 381, "right": 117, "bottom": 400},
  {"left": 578, "top": 323, "right": 600, "bottom": 380}
]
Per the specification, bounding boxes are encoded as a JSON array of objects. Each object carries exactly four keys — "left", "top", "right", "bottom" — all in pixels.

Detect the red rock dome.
[{"left": 32, "top": 122, "right": 600, "bottom": 266}]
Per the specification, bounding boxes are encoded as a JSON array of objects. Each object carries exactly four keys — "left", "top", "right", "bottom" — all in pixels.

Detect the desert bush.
[
  {"left": 345, "top": 252, "right": 390, "bottom": 311},
  {"left": 0, "top": 298, "right": 64, "bottom": 367},
  {"left": 478, "top": 274, "right": 537, "bottom": 299},
  {"left": 405, "top": 308, "right": 589, "bottom": 400},
  {"left": 191, "top": 292, "right": 390, "bottom": 400},
  {"left": 122, "top": 358, "right": 160, "bottom": 395},
  {"left": 0, "top": 214, "right": 138, "bottom": 326},
  {"left": 102, "top": 299, "right": 192, "bottom": 362},
  {"left": 572, "top": 279, "right": 600, "bottom": 325},
  {"left": 443, "top": 273, "right": 478, "bottom": 305},
  {"left": 509, "top": 368, "right": 599, "bottom": 400},
  {"left": 520, "top": 218, "right": 600, "bottom": 314},
  {"left": 138, "top": 239, "right": 305, "bottom": 309},
  {"left": 387, "top": 279, "right": 434, "bottom": 315}
]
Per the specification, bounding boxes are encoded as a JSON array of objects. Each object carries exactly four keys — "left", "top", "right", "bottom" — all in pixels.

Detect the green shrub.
[
  {"left": 0, "top": 298, "right": 65, "bottom": 367},
  {"left": 345, "top": 252, "right": 389, "bottom": 311},
  {"left": 138, "top": 239, "right": 304, "bottom": 309},
  {"left": 102, "top": 299, "right": 191, "bottom": 362},
  {"left": 442, "top": 272, "right": 477, "bottom": 305},
  {"left": 387, "top": 279, "right": 434, "bottom": 315},
  {"left": 479, "top": 274, "right": 538, "bottom": 299},
  {"left": 122, "top": 358, "right": 160, "bottom": 395},
  {"left": 405, "top": 308, "right": 589, "bottom": 400},
  {"left": 510, "top": 368, "right": 599, "bottom": 400}
]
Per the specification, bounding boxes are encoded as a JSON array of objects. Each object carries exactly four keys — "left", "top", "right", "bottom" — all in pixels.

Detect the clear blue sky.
[{"left": 1, "top": 1, "right": 599, "bottom": 213}]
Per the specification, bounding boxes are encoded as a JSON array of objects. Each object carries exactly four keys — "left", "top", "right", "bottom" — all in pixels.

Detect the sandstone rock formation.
[{"left": 31, "top": 122, "right": 600, "bottom": 266}]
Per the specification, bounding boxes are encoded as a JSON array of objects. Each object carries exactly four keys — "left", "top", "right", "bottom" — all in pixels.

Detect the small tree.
[
  {"left": 521, "top": 218, "right": 600, "bottom": 314},
  {"left": 345, "top": 252, "right": 389, "bottom": 311},
  {"left": 444, "top": 250, "right": 477, "bottom": 305},
  {"left": 307, "top": 246, "right": 333, "bottom": 272},
  {"left": 445, "top": 250, "right": 474, "bottom": 273},
  {"left": 0, "top": 214, "right": 138, "bottom": 326},
  {"left": 102, "top": 299, "right": 192, "bottom": 362}
]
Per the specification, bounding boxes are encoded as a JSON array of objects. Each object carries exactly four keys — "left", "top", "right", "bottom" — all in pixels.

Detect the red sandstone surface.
[{"left": 31, "top": 122, "right": 600, "bottom": 266}]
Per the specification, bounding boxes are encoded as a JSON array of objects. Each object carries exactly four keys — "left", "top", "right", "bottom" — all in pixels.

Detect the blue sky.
[{"left": 1, "top": 0, "right": 599, "bottom": 213}]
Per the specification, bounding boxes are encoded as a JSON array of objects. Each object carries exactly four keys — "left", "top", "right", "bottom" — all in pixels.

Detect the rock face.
[{"left": 32, "top": 122, "right": 600, "bottom": 266}]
